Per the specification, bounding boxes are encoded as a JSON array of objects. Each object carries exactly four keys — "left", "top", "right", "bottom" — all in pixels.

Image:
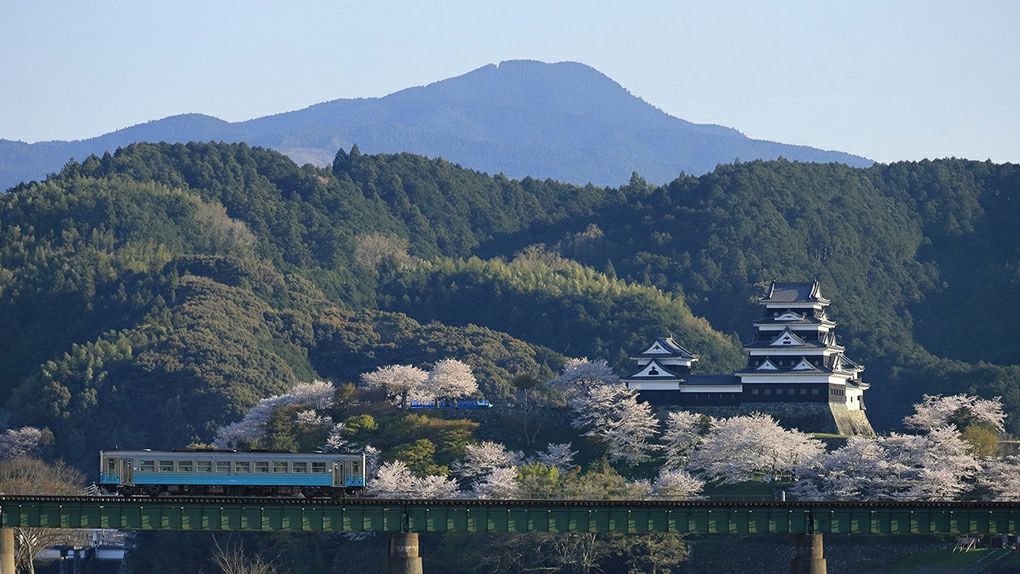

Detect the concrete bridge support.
[
  {"left": 1, "top": 528, "right": 15, "bottom": 574},
  {"left": 387, "top": 532, "right": 423, "bottom": 574},
  {"left": 790, "top": 533, "right": 826, "bottom": 574}
]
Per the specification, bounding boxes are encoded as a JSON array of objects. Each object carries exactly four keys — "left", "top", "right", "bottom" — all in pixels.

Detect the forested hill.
[
  {"left": 0, "top": 142, "right": 1016, "bottom": 467},
  {"left": 0, "top": 60, "right": 871, "bottom": 190}
]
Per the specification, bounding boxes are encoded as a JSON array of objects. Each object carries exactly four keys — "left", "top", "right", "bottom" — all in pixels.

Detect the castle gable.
[
  {"left": 770, "top": 329, "right": 806, "bottom": 347},
  {"left": 628, "top": 359, "right": 682, "bottom": 380}
]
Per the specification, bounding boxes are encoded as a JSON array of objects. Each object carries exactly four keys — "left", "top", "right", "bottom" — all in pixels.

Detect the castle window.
[
  {"left": 812, "top": 389, "right": 820, "bottom": 395},
  {"left": 764, "top": 389, "right": 772, "bottom": 395},
  {"left": 751, "top": 388, "right": 759, "bottom": 395},
  {"left": 800, "top": 388, "right": 807, "bottom": 395}
]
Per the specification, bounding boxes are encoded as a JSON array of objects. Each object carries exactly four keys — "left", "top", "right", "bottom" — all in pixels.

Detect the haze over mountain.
[{"left": 0, "top": 60, "right": 872, "bottom": 190}]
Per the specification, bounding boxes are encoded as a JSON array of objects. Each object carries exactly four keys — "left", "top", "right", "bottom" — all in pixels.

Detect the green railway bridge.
[{"left": 2, "top": 496, "right": 1018, "bottom": 574}]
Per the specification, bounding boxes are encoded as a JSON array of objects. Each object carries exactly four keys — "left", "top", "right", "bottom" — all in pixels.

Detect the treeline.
[{"left": 46, "top": 143, "right": 615, "bottom": 306}]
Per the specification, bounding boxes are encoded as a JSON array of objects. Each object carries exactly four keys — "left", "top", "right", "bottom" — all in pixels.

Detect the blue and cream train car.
[{"left": 99, "top": 450, "right": 366, "bottom": 497}]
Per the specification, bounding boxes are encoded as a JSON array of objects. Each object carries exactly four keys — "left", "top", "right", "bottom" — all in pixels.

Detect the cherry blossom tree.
[
  {"left": 534, "top": 443, "right": 577, "bottom": 472},
  {"left": 795, "top": 426, "right": 984, "bottom": 501},
  {"left": 791, "top": 437, "right": 906, "bottom": 500},
  {"left": 883, "top": 426, "right": 981, "bottom": 500},
  {"left": 650, "top": 468, "right": 704, "bottom": 499},
  {"left": 569, "top": 382, "right": 632, "bottom": 431},
  {"left": 295, "top": 409, "right": 330, "bottom": 428},
  {"left": 688, "top": 413, "right": 823, "bottom": 483},
  {"left": 413, "top": 474, "right": 461, "bottom": 499},
  {"left": 360, "top": 364, "right": 429, "bottom": 409},
  {"left": 598, "top": 395, "right": 660, "bottom": 465},
  {"left": 0, "top": 427, "right": 48, "bottom": 460},
  {"left": 424, "top": 359, "right": 479, "bottom": 403},
  {"left": 367, "top": 460, "right": 460, "bottom": 498},
  {"left": 976, "top": 456, "right": 1020, "bottom": 501},
  {"left": 321, "top": 422, "right": 348, "bottom": 452},
  {"left": 367, "top": 460, "right": 413, "bottom": 497},
  {"left": 551, "top": 358, "right": 619, "bottom": 392},
  {"left": 215, "top": 380, "right": 335, "bottom": 447},
  {"left": 904, "top": 394, "right": 1005, "bottom": 432},
  {"left": 363, "top": 445, "right": 381, "bottom": 479},
  {"left": 473, "top": 467, "right": 522, "bottom": 499},
  {"left": 661, "top": 411, "right": 707, "bottom": 470},
  {"left": 568, "top": 377, "right": 659, "bottom": 465},
  {"left": 451, "top": 441, "right": 523, "bottom": 483}
]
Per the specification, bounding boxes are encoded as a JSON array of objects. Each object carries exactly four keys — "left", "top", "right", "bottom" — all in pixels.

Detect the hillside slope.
[
  {"left": 1, "top": 144, "right": 1015, "bottom": 468},
  {"left": 0, "top": 143, "right": 735, "bottom": 465},
  {"left": 0, "top": 60, "right": 871, "bottom": 190}
]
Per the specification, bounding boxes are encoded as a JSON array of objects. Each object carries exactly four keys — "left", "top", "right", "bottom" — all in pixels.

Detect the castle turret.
[{"left": 621, "top": 337, "right": 698, "bottom": 391}]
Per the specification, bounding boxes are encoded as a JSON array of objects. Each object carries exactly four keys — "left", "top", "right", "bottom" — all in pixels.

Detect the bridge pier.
[
  {"left": 790, "top": 533, "right": 826, "bottom": 574},
  {"left": 387, "top": 532, "right": 423, "bottom": 574},
  {"left": 1, "top": 528, "right": 14, "bottom": 574}
]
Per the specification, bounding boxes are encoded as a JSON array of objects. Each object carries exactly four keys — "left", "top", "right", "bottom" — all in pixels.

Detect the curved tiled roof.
[
  {"left": 764, "top": 281, "right": 830, "bottom": 304},
  {"left": 633, "top": 337, "right": 697, "bottom": 359}
]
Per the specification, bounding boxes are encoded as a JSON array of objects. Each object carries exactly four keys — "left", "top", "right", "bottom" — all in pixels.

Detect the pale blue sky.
[{"left": 1, "top": 1, "right": 1017, "bottom": 163}]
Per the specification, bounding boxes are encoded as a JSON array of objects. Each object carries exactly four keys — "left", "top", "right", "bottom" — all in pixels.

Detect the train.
[{"left": 99, "top": 450, "right": 366, "bottom": 497}]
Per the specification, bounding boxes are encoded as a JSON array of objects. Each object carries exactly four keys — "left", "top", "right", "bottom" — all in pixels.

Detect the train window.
[
  {"left": 139, "top": 460, "right": 155, "bottom": 472},
  {"left": 215, "top": 461, "right": 231, "bottom": 473},
  {"left": 254, "top": 461, "right": 270, "bottom": 473},
  {"left": 197, "top": 461, "right": 213, "bottom": 473},
  {"left": 273, "top": 461, "right": 288, "bottom": 473},
  {"left": 311, "top": 462, "right": 326, "bottom": 473},
  {"left": 235, "top": 461, "right": 251, "bottom": 473},
  {"left": 292, "top": 462, "right": 308, "bottom": 473},
  {"left": 178, "top": 461, "right": 193, "bottom": 473},
  {"left": 159, "top": 461, "right": 175, "bottom": 472},
  {"left": 107, "top": 459, "right": 117, "bottom": 473}
]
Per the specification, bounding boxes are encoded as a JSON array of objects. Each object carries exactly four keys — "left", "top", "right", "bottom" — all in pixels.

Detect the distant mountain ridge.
[{"left": 0, "top": 60, "right": 872, "bottom": 189}]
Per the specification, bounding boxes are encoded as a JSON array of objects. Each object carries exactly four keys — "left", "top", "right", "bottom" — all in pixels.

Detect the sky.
[{"left": 1, "top": 1, "right": 1018, "bottom": 164}]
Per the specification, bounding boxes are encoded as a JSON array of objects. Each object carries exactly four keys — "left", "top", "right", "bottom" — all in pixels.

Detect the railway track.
[{"left": 2, "top": 495, "right": 1018, "bottom": 509}]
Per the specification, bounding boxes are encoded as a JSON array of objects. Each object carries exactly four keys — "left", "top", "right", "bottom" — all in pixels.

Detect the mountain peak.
[
  {"left": 393, "top": 59, "right": 651, "bottom": 120},
  {"left": 0, "top": 60, "right": 872, "bottom": 190}
]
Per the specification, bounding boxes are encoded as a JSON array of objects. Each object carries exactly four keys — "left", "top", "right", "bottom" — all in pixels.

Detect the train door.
[
  {"left": 331, "top": 461, "right": 341, "bottom": 488},
  {"left": 351, "top": 459, "right": 361, "bottom": 486},
  {"left": 122, "top": 459, "right": 134, "bottom": 485}
]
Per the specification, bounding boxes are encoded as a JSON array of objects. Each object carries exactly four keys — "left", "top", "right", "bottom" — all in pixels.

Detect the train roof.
[{"left": 102, "top": 450, "right": 364, "bottom": 460}]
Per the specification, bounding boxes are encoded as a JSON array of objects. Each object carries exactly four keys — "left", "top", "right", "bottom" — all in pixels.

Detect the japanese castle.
[{"left": 623, "top": 281, "right": 869, "bottom": 411}]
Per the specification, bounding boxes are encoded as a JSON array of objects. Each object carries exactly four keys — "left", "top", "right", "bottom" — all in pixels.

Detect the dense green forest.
[{"left": 1, "top": 142, "right": 1018, "bottom": 471}]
